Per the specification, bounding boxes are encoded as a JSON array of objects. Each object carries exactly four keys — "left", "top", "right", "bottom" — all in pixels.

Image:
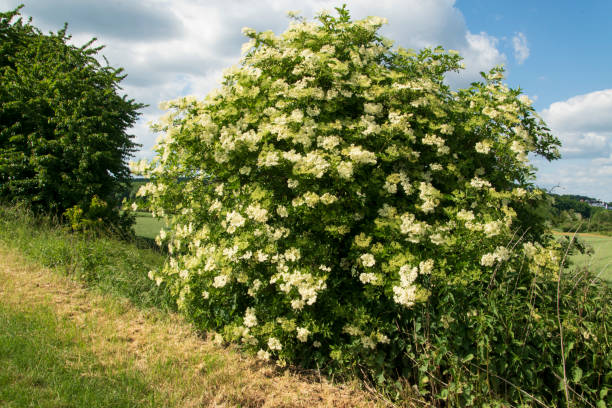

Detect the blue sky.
[
  {"left": 2, "top": 0, "right": 611, "bottom": 200},
  {"left": 460, "top": 1, "right": 612, "bottom": 108}
]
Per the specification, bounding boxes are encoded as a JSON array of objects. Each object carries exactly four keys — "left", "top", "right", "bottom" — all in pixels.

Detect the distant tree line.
[{"left": 547, "top": 193, "right": 612, "bottom": 233}]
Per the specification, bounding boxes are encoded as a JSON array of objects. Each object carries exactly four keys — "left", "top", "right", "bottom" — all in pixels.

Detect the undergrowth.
[
  {"left": 0, "top": 204, "right": 610, "bottom": 406},
  {"left": 0, "top": 204, "right": 173, "bottom": 312}
]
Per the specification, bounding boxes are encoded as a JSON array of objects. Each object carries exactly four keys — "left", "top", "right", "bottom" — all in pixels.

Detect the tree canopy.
[{"left": 0, "top": 6, "right": 144, "bottom": 227}]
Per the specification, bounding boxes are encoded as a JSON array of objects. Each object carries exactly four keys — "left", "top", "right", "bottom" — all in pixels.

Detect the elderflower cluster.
[
  {"left": 347, "top": 145, "right": 377, "bottom": 164},
  {"left": 480, "top": 246, "right": 511, "bottom": 267},
  {"left": 393, "top": 265, "right": 419, "bottom": 307}
]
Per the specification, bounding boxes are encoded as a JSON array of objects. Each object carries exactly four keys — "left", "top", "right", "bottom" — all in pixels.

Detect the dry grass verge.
[{"left": 0, "top": 246, "right": 390, "bottom": 408}]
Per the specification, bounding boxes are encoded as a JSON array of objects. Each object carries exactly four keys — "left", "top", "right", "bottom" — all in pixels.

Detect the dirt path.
[{"left": 0, "top": 246, "right": 390, "bottom": 408}]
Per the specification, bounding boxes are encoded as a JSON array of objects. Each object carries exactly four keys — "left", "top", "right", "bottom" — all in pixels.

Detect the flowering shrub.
[{"left": 133, "top": 7, "right": 611, "bottom": 406}]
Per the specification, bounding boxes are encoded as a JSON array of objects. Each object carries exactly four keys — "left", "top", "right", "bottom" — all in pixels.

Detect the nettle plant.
[{"left": 131, "top": 7, "right": 592, "bottom": 402}]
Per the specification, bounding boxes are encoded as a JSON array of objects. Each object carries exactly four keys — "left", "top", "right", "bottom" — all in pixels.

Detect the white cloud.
[
  {"left": 534, "top": 158, "right": 612, "bottom": 201},
  {"left": 446, "top": 31, "right": 505, "bottom": 85},
  {"left": 541, "top": 89, "right": 612, "bottom": 159},
  {"left": 512, "top": 32, "right": 529, "bottom": 64},
  {"left": 1, "top": 0, "right": 507, "bottom": 159},
  {"left": 535, "top": 89, "right": 612, "bottom": 201}
]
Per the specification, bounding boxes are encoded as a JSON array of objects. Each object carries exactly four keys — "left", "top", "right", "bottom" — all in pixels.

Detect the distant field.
[
  {"left": 133, "top": 212, "right": 166, "bottom": 240},
  {"left": 557, "top": 232, "right": 612, "bottom": 282}
]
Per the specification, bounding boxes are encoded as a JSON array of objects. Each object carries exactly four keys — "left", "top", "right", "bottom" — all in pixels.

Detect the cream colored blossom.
[
  {"left": 383, "top": 181, "right": 397, "bottom": 194},
  {"left": 419, "top": 259, "right": 434, "bottom": 275},
  {"left": 483, "top": 220, "right": 502, "bottom": 237},
  {"left": 347, "top": 145, "right": 377, "bottom": 164},
  {"left": 257, "top": 349, "right": 271, "bottom": 360},
  {"left": 248, "top": 279, "right": 262, "bottom": 296},
  {"left": 343, "top": 325, "right": 363, "bottom": 336},
  {"left": 337, "top": 161, "right": 354, "bottom": 179},
  {"left": 317, "top": 136, "right": 341, "bottom": 150},
  {"left": 258, "top": 151, "right": 280, "bottom": 167},
  {"left": 359, "top": 272, "right": 378, "bottom": 284},
  {"left": 284, "top": 247, "right": 301, "bottom": 262},
  {"left": 303, "top": 191, "right": 320, "bottom": 207},
  {"left": 296, "top": 327, "right": 310, "bottom": 342},
  {"left": 475, "top": 140, "right": 492, "bottom": 154},
  {"left": 276, "top": 205, "right": 289, "bottom": 217},
  {"left": 244, "top": 307, "right": 258, "bottom": 327},
  {"left": 360, "top": 253, "right": 376, "bottom": 267},
  {"left": 377, "top": 204, "right": 397, "bottom": 218},
  {"left": 225, "top": 211, "right": 246, "bottom": 233},
  {"left": 361, "top": 336, "right": 376, "bottom": 349},
  {"left": 268, "top": 337, "right": 282, "bottom": 351},
  {"left": 215, "top": 183, "right": 224, "bottom": 196},
  {"left": 246, "top": 204, "right": 269, "bottom": 223},
  {"left": 213, "top": 274, "right": 229, "bottom": 288},
  {"left": 320, "top": 193, "right": 338, "bottom": 205},
  {"left": 457, "top": 209, "right": 475, "bottom": 222},
  {"left": 470, "top": 177, "right": 492, "bottom": 190},
  {"left": 364, "top": 102, "right": 383, "bottom": 116}
]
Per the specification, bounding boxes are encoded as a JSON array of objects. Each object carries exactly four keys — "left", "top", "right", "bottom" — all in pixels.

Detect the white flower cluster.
[
  {"left": 347, "top": 144, "right": 377, "bottom": 165},
  {"left": 475, "top": 140, "right": 492, "bottom": 154},
  {"left": 225, "top": 211, "right": 245, "bottom": 234},
  {"left": 274, "top": 269, "right": 327, "bottom": 310},
  {"left": 399, "top": 212, "right": 428, "bottom": 243},
  {"left": 360, "top": 253, "right": 376, "bottom": 267},
  {"left": 418, "top": 182, "right": 440, "bottom": 213},
  {"left": 246, "top": 203, "right": 268, "bottom": 223},
  {"left": 393, "top": 265, "right": 419, "bottom": 307},
  {"left": 480, "top": 246, "right": 511, "bottom": 267},
  {"left": 244, "top": 307, "right": 258, "bottom": 327}
]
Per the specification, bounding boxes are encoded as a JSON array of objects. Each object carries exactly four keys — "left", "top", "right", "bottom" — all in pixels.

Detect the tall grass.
[{"left": 0, "top": 204, "right": 173, "bottom": 312}]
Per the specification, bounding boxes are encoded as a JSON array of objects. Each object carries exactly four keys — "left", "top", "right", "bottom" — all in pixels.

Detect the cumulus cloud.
[
  {"left": 0, "top": 0, "right": 183, "bottom": 40},
  {"left": 512, "top": 32, "right": 529, "bottom": 64},
  {"left": 534, "top": 158, "right": 612, "bottom": 201},
  {"left": 1, "top": 0, "right": 507, "bottom": 159},
  {"left": 535, "top": 89, "right": 612, "bottom": 200},
  {"left": 541, "top": 89, "right": 612, "bottom": 159}
]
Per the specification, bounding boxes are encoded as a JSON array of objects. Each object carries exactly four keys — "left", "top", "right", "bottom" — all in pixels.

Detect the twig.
[
  {"left": 488, "top": 227, "right": 530, "bottom": 290},
  {"left": 550, "top": 371, "right": 596, "bottom": 408},
  {"left": 556, "top": 225, "right": 580, "bottom": 406},
  {"left": 358, "top": 368, "right": 404, "bottom": 408},
  {"left": 465, "top": 361, "right": 551, "bottom": 408}
]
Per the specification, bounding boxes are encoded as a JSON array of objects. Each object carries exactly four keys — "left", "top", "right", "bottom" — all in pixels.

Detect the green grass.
[
  {"left": 1, "top": 205, "right": 609, "bottom": 407},
  {"left": 570, "top": 234, "right": 612, "bottom": 281},
  {"left": 0, "top": 205, "right": 377, "bottom": 408},
  {"left": 0, "top": 303, "right": 161, "bottom": 408},
  {"left": 134, "top": 211, "right": 167, "bottom": 240},
  {"left": 0, "top": 206, "right": 172, "bottom": 312}
]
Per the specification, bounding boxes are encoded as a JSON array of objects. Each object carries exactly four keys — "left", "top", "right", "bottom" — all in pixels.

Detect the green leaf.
[{"left": 572, "top": 366, "right": 583, "bottom": 383}]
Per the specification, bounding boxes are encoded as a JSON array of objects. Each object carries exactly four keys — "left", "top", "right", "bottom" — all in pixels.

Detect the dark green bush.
[{"left": 0, "top": 6, "right": 143, "bottom": 230}]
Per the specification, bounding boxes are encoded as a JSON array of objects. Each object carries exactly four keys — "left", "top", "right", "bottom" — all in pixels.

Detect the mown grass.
[
  {"left": 0, "top": 205, "right": 380, "bottom": 408},
  {"left": 133, "top": 211, "right": 167, "bottom": 240},
  {"left": 0, "top": 303, "right": 160, "bottom": 408},
  {"left": 570, "top": 234, "right": 612, "bottom": 281}
]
